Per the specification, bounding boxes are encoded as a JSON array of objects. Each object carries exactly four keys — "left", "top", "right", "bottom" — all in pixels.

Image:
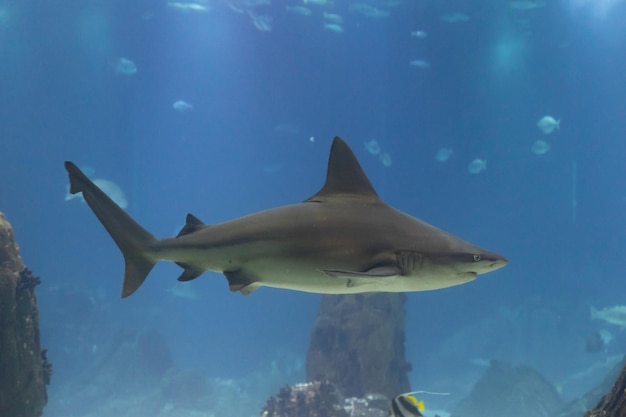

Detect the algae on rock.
[{"left": 0, "top": 213, "right": 49, "bottom": 417}]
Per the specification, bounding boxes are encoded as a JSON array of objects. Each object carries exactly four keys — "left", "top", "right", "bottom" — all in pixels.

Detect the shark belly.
[
  {"left": 154, "top": 236, "right": 398, "bottom": 293},
  {"left": 237, "top": 257, "right": 478, "bottom": 294}
]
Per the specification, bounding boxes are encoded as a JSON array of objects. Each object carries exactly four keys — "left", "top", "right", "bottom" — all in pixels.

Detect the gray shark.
[{"left": 65, "top": 136, "right": 507, "bottom": 298}]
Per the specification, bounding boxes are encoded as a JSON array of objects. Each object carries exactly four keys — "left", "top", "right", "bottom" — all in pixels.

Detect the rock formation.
[
  {"left": 451, "top": 360, "right": 563, "bottom": 417},
  {"left": 0, "top": 213, "right": 49, "bottom": 417},
  {"left": 306, "top": 293, "right": 411, "bottom": 399},
  {"left": 584, "top": 355, "right": 626, "bottom": 417}
]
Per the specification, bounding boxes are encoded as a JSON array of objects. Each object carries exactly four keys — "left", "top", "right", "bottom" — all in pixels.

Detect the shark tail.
[{"left": 65, "top": 161, "right": 157, "bottom": 298}]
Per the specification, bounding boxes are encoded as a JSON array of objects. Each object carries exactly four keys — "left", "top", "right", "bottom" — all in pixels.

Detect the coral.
[
  {"left": 17, "top": 268, "right": 41, "bottom": 290},
  {"left": 40, "top": 349, "right": 53, "bottom": 385},
  {"left": 261, "top": 381, "right": 348, "bottom": 417},
  {"left": 260, "top": 381, "right": 394, "bottom": 417}
]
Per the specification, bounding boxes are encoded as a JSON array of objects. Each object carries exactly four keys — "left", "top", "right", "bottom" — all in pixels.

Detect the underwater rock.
[
  {"left": 136, "top": 329, "right": 175, "bottom": 377},
  {"left": 306, "top": 293, "right": 411, "bottom": 399},
  {"left": 45, "top": 328, "right": 215, "bottom": 416},
  {"left": 0, "top": 213, "right": 48, "bottom": 417},
  {"left": 451, "top": 360, "right": 563, "bottom": 417},
  {"left": 582, "top": 355, "right": 626, "bottom": 417},
  {"left": 559, "top": 355, "right": 626, "bottom": 417}
]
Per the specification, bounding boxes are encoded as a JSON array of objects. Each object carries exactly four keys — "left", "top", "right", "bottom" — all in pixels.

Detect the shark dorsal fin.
[
  {"left": 177, "top": 214, "right": 206, "bottom": 237},
  {"left": 306, "top": 136, "right": 380, "bottom": 202}
]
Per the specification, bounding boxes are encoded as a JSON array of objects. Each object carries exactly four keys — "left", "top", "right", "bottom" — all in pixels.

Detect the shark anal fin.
[
  {"left": 223, "top": 270, "right": 261, "bottom": 295},
  {"left": 177, "top": 214, "right": 207, "bottom": 237},
  {"left": 176, "top": 263, "right": 204, "bottom": 282}
]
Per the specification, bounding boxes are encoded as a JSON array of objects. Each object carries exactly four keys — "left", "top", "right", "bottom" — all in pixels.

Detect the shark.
[{"left": 65, "top": 136, "right": 507, "bottom": 298}]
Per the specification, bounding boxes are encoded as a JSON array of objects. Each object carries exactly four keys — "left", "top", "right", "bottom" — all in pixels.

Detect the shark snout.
[
  {"left": 486, "top": 255, "right": 508, "bottom": 271},
  {"left": 467, "top": 251, "right": 508, "bottom": 275}
]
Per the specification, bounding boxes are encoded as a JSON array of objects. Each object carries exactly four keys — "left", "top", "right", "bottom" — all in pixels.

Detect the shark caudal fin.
[{"left": 65, "top": 161, "right": 157, "bottom": 298}]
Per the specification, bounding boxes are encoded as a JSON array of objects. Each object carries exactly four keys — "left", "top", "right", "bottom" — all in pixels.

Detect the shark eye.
[{"left": 473, "top": 254, "right": 481, "bottom": 262}]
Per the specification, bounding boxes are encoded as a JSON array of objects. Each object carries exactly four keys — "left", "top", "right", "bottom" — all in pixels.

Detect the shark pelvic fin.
[{"left": 223, "top": 270, "right": 261, "bottom": 295}]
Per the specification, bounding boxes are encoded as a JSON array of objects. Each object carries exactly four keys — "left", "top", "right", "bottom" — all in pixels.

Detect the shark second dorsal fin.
[
  {"left": 306, "top": 137, "right": 380, "bottom": 202},
  {"left": 177, "top": 213, "right": 207, "bottom": 237}
]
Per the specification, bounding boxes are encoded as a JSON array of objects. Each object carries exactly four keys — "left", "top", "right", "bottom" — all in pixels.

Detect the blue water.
[{"left": 1, "top": 0, "right": 626, "bottom": 415}]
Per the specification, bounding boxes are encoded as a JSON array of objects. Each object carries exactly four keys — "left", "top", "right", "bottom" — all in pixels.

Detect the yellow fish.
[{"left": 389, "top": 393, "right": 425, "bottom": 417}]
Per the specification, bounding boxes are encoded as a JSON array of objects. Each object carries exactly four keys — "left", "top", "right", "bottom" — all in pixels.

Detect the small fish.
[
  {"left": 249, "top": 12, "right": 272, "bottom": 31},
  {"left": 167, "top": 2, "right": 210, "bottom": 12},
  {"left": 113, "top": 57, "right": 137, "bottom": 75},
  {"left": 274, "top": 123, "right": 300, "bottom": 134},
  {"left": 350, "top": 3, "right": 390, "bottom": 18},
  {"left": 410, "top": 30, "right": 427, "bottom": 38},
  {"left": 468, "top": 158, "right": 487, "bottom": 174},
  {"left": 537, "top": 116, "right": 560, "bottom": 134},
  {"left": 435, "top": 147, "right": 453, "bottom": 162},
  {"left": 167, "top": 282, "right": 200, "bottom": 299},
  {"left": 591, "top": 306, "right": 626, "bottom": 328},
  {"left": 286, "top": 5, "right": 312, "bottom": 15},
  {"left": 324, "top": 23, "right": 344, "bottom": 33},
  {"left": 173, "top": 100, "right": 194, "bottom": 112},
  {"left": 242, "top": 0, "right": 271, "bottom": 6},
  {"left": 509, "top": 0, "right": 545, "bottom": 10},
  {"left": 389, "top": 393, "right": 425, "bottom": 417},
  {"left": 66, "top": 179, "right": 128, "bottom": 209},
  {"left": 441, "top": 12, "right": 470, "bottom": 23},
  {"left": 379, "top": 153, "right": 392, "bottom": 167},
  {"left": 531, "top": 140, "right": 550, "bottom": 155},
  {"left": 323, "top": 12, "right": 344, "bottom": 24},
  {"left": 364, "top": 139, "right": 381, "bottom": 155},
  {"left": 410, "top": 60, "right": 431, "bottom": 69},
  {"left": 378, "top": 0, "right": 403, "bottom": 7}
]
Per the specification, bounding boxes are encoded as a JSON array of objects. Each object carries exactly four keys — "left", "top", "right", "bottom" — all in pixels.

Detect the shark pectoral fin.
[
  {"left": 223, "top": 270, "right": 261, "bottom": 295},
  {"left": 323, "top": 265, "right": 403, "bottom": 287},
  {"left": 323, "top": 265, "right": 403, "bottom": 280},
  {"left": 176, "top": 263, "right": 204, "bottom": 282}
]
